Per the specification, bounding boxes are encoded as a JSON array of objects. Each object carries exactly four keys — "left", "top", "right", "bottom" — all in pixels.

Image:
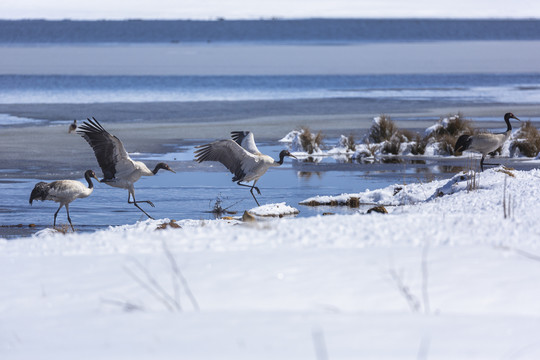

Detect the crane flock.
[{"left": 29, "top": 112, "right": 522, "bottom": 230}]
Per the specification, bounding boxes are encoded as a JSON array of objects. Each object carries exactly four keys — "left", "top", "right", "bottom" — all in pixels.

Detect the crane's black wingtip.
[{"left": 454, "top": 134, "right": 472, "bottom": 153}]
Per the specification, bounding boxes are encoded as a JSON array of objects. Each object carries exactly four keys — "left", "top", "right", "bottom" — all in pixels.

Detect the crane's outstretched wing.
[
  {"left": 195, "top": 139, "right": 257, "bottom": 182},
  {"left": 77, "top": 117, "right": 131, "bottom": 181},
  {"left": 231, "top": 131, "right": 261, "bottom": 155}
]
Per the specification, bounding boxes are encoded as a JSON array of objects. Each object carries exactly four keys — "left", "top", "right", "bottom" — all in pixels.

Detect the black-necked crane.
[
  {"left": 77, "top": 117, "right": 175, "bottom": 219},
  {"left": 29, "top": 169, "right": 99, "bottom": 231},
  {"left": 194, "top": 131, "right": 296, "bottom": 206},
  {"left": 454, "top": 112, "right": 520, "bottom": 171},
  {"left": 68, "top": 119, "right": 77, "bottom": 134}
]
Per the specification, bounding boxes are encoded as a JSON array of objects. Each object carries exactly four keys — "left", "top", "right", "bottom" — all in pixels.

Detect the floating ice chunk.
[{"left": 248, "top": 202, "right": 299, "bottom": 217}]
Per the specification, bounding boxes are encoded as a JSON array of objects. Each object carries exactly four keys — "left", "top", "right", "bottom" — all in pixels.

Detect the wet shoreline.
[{"left": 1, "top": 98, "right": 539, "bottom": 179}]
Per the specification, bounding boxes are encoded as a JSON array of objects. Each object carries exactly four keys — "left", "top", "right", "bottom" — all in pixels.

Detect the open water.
[{"left": 1, "top": 19, "right": 540, "bottom": 237}]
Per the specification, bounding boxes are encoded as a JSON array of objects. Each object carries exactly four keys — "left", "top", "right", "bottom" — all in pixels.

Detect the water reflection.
[
  {"left": 381, "top": 157, "right": 404, "bottom": 164},
  {"left": 296, "top": 171, "right": 323, "bottom": 180}
]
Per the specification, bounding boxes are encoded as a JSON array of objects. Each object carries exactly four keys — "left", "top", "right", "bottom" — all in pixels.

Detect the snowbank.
[
  {"left": 248, "top": 202, "right": 299, "bottom": 217},
  {"left": 3, "top": 168, "right": 540, "bottom": 359}
]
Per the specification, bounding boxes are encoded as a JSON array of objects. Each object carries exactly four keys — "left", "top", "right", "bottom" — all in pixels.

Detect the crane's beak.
[
  {"left": 514, "top": 115, "right": 521, "bottom": 121},
  {"left": 168, "top": 168, "right": 176, "bottom": 174},
  {"left": 288, "top": 153, "right": 297, "bottom": 159}
]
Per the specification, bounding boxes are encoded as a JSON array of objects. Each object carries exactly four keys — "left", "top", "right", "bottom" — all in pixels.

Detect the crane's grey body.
[
  {"left": 29, "top": 170, "right": 99, "bottom": 231},
  {"left": 195, "top": 131, "right": 296, "bottom": 206},
  {"left": 454, "top": 113, "right": 520, "bottom": 171},
  {"left": 77, "top": 117, "right": 175, "bottom": 219}
]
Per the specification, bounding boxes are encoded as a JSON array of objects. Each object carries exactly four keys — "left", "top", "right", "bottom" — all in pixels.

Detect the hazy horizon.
[{"left": 1, "top": 0, "right": 539, "bottom": 21}]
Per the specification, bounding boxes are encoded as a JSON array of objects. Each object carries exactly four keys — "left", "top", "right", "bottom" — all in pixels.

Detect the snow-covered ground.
[{"left": 3, "top": 167, "right": 540, "bottom": 359}]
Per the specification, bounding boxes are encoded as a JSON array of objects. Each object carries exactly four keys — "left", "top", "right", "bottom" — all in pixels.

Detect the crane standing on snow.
[
  {"left": 77, "top": 117, "right": 175, "bottom": 219},
  {"left": 29, "top": 170, "right": 99, "bottom": 231},
  {"left": 454, "top": 112, "right": 520, "bottom": 171},
  {"left": 195, "top": 131, "right": 296, "bottom": 206}
]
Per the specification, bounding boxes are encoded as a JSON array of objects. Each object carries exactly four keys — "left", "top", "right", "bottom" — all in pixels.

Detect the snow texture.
[
  {"left": 248, "top": 202, "right": 300, "bottom": 216},
  {"left": 3, "top": 168, "right": 540, "bottom": 359}
]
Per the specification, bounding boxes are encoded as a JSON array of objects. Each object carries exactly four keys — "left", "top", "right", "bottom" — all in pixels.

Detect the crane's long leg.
[
  {"left": 128, "top": 192, "right": 155, "bottom": 220},
  {"left": 53, "top": 204, "right": 63, "bottom": 228},
  {"left": 127, "top": 191, "right": 155, "bottom": 207},
  {"left": 237, "top": 181, "right": 261, "bottom": 195},
  {"left": 237, "top": 181, "right": 261, "bottom": 206},
  {"left": 481, "top": 155, "right": 501, "bottom": 172},
  {"left": 65, "top": 203, "right": 75, "bottom": 232}
]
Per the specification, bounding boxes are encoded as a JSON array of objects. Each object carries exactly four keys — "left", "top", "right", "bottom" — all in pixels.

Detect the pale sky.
[{"left": 1, "top": 0, "right": 540, "bottom": 20}]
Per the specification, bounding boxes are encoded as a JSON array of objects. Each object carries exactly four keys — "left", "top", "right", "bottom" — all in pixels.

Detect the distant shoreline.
[{"left": 2, "top": 19, "right": 540, "bottom": 44}]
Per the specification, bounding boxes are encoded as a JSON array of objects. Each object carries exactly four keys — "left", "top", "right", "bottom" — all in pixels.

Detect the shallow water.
[
  {"left": 0, "top": 142, "right": 446, "bottom": 237},
  {"left": 5, "top": 138, "right": 537, "bottom": 239}
]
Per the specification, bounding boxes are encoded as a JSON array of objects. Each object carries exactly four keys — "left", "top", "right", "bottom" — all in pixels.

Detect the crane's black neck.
[
  {"left": 276, "top": 152, "right": 286, "bottom": 165},
  {"left": 84, "top": 171, "right": 95, "bottom": 189},
  {"left": 504, "top": 113, "right": 515, "bottom": 132},
  {"left": 152, "top": 162, "right": 168, "bottom": 174}
]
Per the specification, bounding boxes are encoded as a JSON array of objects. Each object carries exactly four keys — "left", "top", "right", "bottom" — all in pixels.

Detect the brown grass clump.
[
  {"left": 346, "top": 197, "right": 360, "bottom": 208},
  {"left": 382, "top": 136, "right": 402, "bottom": 155},
  {"left": 410, "top": 134, "right": 427, "bottom": 155},
  {"left": 367, "top": 205, "right": 388, "bottom": 214},
  {"left": 428, "top": 113, "right": 475, "bottom": 155},
  {"left": 437, "top": 134, "right": 458, "bottom": 155},
  {"left": 496, "top": 168, "right": 516, "bottom": 177},
  {"left": 300, "top": 127, "right": 324, "bottom": 154},
  {"left": 54, "top": 224, "right": 71, "bottom": 234},
  {"left": 398, "top": 129, "right": 417, "bottom": 142},
  {"left": 156, "top": 220, "right": 182, "bottom": 230},
  {"left": 368, "top": 114, "right": 398, "bottom": 143},
  {"left": 510, "top": 121, "right": 540, "bottom": 157},
  {"left": 301, "top": 200, "right": 323, "bottom": 207},
  {"left": 444, "top": 113, "right": 474, "bottom": 137},
  {"left": 241, "top": 211, "right": 257, "bottom": 222},
  {"left": 300, "top": 196, "right": 360, "bottom": 207},
  {"left": 345, "top": 134, "right": 356, "bottom": 152}
]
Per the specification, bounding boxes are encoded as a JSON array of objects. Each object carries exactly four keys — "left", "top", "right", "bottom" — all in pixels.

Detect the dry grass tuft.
[
  {"left": 410, "top": 134, "right": 427, "bottom": 155},
  {"left": 437, "top": 134, "right": 458, "bottom": 155},
  {"left": 346, "top": 197, "right": 360, "bottom": 208},
  {"left": 510, "top": 121, "right": 540, "bottom": 157},
  {"left": 443, "top": 113, "right": 474, "bottom": 137},
  {"left": 429, "top": 113, "right": 474, "bottom": 155},
  {"left": 208, "top": 195, "right": 238, "bottom": 217},
  {"left": 241, "top": 211, "right": 257, "bottom": 222},
  {"left": 368, "top": 114, "right": 398, "bottom": 143},
  {"left": 496, "top": 166, "right": 516, "bottom": 177},
  {"left": 300, "top": 127, "right": 324, "bottom": 154},
  {"left": 398, "top": 129, "right": 417, "bottom": 142},
  {"left": 156, "top": 220, "right": 182, "bottom": 230},
  {"left": 54, "top": 224, "right": 71, "bottom": 234},
  {"left": 367, "top": 205, "right": 388, "bottom": 214},
  {"left": 345, "top": 134, "right": 356, "bottom": 152},
  {"left": 382, "top": 136, "right": 402, "bottom": 155},
  {"left": 301, "top": 200, "right": 323, "bottom": 207}
]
